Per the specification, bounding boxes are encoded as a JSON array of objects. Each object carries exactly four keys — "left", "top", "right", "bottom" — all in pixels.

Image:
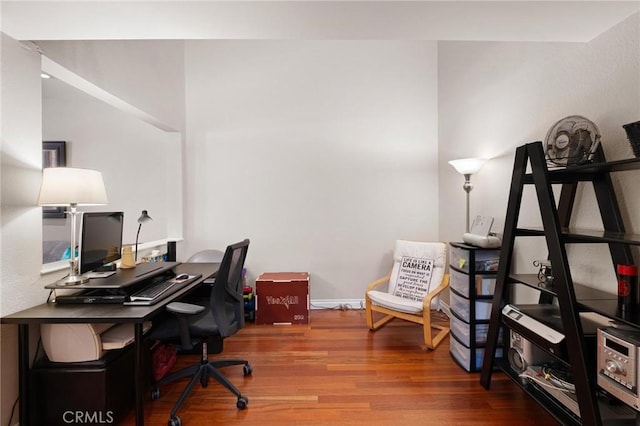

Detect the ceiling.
[{"left": 2, "top": 1, "right": 639, "bottom": 43}]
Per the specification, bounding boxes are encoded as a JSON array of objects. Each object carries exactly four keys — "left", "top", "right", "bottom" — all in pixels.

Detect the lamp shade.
[
  {"left": 137, "top": 210, "right": 152, "bottom": 223},
  {"left": 37, "top": 167, "right": 108, "bottom": 206},
  {"left": 448, "top": 158, "right": 487, "bottom": 175}
]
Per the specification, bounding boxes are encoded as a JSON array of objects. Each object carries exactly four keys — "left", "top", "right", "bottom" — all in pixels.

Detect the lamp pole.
[
  {"left": 63, "top": 203, "right": 87, "bottom": 284},
  {"left": 463, "top": 173, "right": 473, "bottom": 233},
  {"left": 135, "top": 223, "right": 142, "bottom": 262}
]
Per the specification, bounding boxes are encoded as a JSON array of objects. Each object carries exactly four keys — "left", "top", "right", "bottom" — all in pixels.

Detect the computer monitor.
[{"left": 79, "top": 212, "right": 124, "bottom": 275}]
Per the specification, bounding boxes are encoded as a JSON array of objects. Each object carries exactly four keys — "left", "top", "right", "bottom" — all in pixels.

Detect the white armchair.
[{"left": 365, "top": 240, "right": 450, "bottom": 350}]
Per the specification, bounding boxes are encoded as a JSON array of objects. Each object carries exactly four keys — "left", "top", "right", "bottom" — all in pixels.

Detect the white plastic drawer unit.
[
  {"left": 449, "top": 268, "right": 497, "bottom": 299},
  {"left": 449, "top": 291, "right": 492, "bottom": 323},
  {"left": 450, "top": 314, "right": 489, "bottom": 346},
  {"left": 449, "top": 245, "right": 500, "bottom": 274},
  {"left": 475, "top": 275, "right": 497, "bottom": 296},
  {"left": 450, "top": 334, "right": 503, "bottom": 372},
  {"left": 450, "top": 315, "right": 503, "bottom": 347}
]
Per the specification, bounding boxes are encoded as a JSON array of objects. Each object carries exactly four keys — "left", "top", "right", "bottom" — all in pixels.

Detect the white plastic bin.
[
  {"left": 449, "top": 245, "right": 472, "bottom": 273},
  {"left": 450, "top": 334, "right": 503, "bottom": 372},
  {"left": 473, "top": 250, "right": 500, "bottom": 272},
  {"left": 475, "top": 275, "right": 497, "bottom": 296},
  {"left": 450, "top": 291, "right": 492, "bottom": 322},
  {"left": 449, "top": 268, "right": 470, "bottom": 298},
  {"left": 450, "top": 315, "right": 489, "bottom": 346}
]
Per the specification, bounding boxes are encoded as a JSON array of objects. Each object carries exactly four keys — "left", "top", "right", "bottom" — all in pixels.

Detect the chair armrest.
[
  {"left": 366, "top": 273, "right": 392, "bottom": 292},
  {"left": 423, "top": 273, "right": 450, "bottom": 310},
  {"left": 166, "top": 301, "right": 206, "bottom": 316},
  {"left": 164, "top": 302, "right": 206, "bottom": 350}
]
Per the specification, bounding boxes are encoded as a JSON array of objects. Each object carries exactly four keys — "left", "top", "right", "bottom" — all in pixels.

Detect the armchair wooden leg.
[
  {"left": 424, "top": 323, "right": 433, "bottom": 349},
  {"left": 371, "top": 315, "right": 395, "bottom": 330},
  {"left": 424, "top": 323, "right": 450, "bottom": 350},
  {"left": 365, "top": 297, "right": 373, "bottom": 329}
]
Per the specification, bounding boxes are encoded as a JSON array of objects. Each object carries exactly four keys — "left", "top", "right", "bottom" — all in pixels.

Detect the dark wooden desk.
[{"left": 1, "top": 262, "right": 220, "bottom": 426}]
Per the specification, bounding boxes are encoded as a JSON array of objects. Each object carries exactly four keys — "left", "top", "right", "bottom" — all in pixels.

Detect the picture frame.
[{"left": 42, "top": 141, "right": 67, "bottom": 218}]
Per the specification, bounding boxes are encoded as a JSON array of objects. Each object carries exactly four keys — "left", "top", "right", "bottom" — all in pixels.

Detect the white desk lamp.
[
  {"left": 38, "top": 167, "right": 108, "bottom": 285},
  {"left": 448, "top": 158, "right": 486, "bottom": 233}
]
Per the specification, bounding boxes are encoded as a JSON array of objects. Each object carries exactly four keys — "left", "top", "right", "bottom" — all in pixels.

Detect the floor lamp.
[
  {"left": 38, "top": 167, "right": 108, "bottom": 285},
  {"left": 448, "top": 158, "right": 486, "bottom": 233}
]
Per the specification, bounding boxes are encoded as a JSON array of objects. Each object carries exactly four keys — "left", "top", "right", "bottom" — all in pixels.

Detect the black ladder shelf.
[{"left": 479, "top": 141, "right": 640, "bottom": 426}]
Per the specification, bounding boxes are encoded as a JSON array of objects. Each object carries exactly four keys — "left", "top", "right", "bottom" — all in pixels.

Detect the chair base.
[
  {"left": 366, "top": 307, "right": 450, "bottom": 350},
  {"left": 154, "top": 342, "right": 252, "bottom": 421}
]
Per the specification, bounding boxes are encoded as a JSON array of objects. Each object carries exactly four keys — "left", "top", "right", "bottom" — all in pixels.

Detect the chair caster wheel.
[
  {"left": 200, "top": 375, "right": 209, "bottom": 388},
  {"left": 151, "top": 387, "right": 160, "bottom": 400},
  {"left": 243, "top": 364, "right": 253, "bottom": 376},
  {"left": 168, "top": 415, "right": 181, "bottom": 426},
  {"left": 237, "top": 396, "right": 248, "bottom": 409}
]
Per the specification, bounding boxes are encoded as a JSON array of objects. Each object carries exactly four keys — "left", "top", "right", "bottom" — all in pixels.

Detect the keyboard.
[
  {"left": 129, "top": 277, "right": 176, "bottom": 302},
  {"left": 126, "top": 273, "right": 201, "bottom": 305}
]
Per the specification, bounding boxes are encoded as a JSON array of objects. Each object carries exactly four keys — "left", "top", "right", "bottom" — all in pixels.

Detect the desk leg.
[
  {"left": 135, "top": 323, "right": 144, "bottom": 426},
  {"left": 18, "top": 324, "right": 30, "bottom": 426}
]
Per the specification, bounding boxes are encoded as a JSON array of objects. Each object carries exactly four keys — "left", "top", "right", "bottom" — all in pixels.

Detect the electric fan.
[{"left": 544, "top": 115, "right": 601, "bottom": 167}]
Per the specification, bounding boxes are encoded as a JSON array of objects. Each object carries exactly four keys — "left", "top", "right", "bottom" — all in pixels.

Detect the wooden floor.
[{"left": 122, "top": 310, "right": 558, "bottom": 425}]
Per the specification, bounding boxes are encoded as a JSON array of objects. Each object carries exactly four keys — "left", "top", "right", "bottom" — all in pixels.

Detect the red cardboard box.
[{"left": 255, "top": 272, "right": 310, "bottom": 324}]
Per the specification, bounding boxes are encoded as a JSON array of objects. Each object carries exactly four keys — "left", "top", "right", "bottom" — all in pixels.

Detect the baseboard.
[
  {"left": 310, "top": 299, "right": 451, "bottom": 313},
  {"left": 310, "top": 299, "right": 365, "bottom": 310}
]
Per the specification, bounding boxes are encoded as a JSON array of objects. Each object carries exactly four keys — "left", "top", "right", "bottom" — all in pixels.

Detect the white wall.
[
  {"left": 184, "top": 40, "right": 439, "bottom": 299},
  {"left": 1, "top": 33, "right": 46, "bottom": 426},
  {"left": 438, "top": 13, "right": 640, "bottom": 299},
  {"left": 0, "top": 34, "right": 48, "bottom": 313}
]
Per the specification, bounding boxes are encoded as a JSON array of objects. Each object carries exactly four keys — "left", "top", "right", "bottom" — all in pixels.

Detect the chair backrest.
[
  {"left": 209, "top": 239, "right": 250, "bottom": 338},
  {"left": 387, "top": 240, "right": 446, "bottom": 302}
]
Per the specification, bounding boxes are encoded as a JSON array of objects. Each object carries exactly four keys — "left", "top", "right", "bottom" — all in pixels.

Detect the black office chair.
[{"left": 149, "top": 239, "right": 251, "bottom": 426}]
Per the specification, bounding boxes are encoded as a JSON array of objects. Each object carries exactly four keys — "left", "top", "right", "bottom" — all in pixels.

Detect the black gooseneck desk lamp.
[{"left": 135, "top": 209, "right": 152, "bottom": 262}]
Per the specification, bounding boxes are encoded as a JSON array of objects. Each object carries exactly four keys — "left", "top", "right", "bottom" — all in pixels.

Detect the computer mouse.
[{"left": 175, "top": 273, "right": 189, "bottom": 280}]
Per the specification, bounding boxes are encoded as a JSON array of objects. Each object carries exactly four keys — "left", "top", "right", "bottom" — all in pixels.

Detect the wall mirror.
[{"left": 41, "top": 63, "right": 182, "bottom": 267}]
